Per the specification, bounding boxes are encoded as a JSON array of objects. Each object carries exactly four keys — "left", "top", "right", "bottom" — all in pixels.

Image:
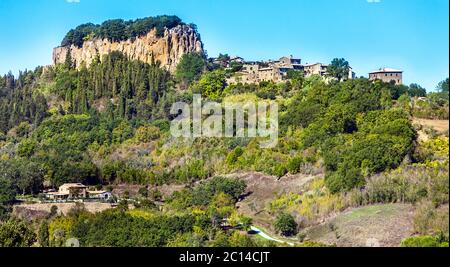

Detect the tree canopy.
[
  {"left": 62, "top": 15, "right": 184, "bottom": 47},
  {"left": 437, "top": 78, "right": 449, "bottom": 93},
  {"left": 327, "top": 58, "right": 350, "bottom": 81},
  {"left": 175, "top": 52, "right": 206, "bottom": 88}
]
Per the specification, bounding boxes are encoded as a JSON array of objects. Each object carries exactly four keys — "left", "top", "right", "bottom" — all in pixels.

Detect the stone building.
[
  {"left": 369, "top": 68, "right": 403, "bottom": 85},
  {"left": 304, "top": 63, "right": 328, "bottom": 77},
  {"left": 227, "top": 56, "right": 303, "bottom": 84},
  {"left": 226, "top": 55, "right": 355, "bottom": 84},
  {"left": 44, "top": 183, "right": 113, "bottom": 201}
]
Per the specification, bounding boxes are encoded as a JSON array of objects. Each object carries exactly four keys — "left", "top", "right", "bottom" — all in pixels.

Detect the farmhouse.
[
  {"left": 369, "top": 68, "right": 403, "bottom": 85},
  {"left": 44, "top": 183, "right": 113, "bottom": 201}
]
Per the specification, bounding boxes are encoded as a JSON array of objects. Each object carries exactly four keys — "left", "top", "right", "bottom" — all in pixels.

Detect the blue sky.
[{"left": 0, "top": 0, "right": 448, "bottom": 90}]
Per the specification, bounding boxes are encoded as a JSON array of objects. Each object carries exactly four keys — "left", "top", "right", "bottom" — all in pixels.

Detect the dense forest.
[
  {"left": 0, "top": 70, "right": 47, "bottom": 133},
  {"left": 53, "top": 51, "right": 174, "bottom": 120},
  {"left": 0, "top": 44, "right": 448, "bottom": 247}
]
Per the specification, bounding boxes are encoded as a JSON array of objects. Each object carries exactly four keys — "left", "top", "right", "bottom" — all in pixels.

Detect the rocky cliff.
[{"left": 52, "top": 24, "right": 203, "bottom": 72}]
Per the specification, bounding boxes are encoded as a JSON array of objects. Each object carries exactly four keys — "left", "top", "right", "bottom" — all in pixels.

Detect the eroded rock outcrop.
[{"left": 53, "top": 24, "right": 203, "bottom": 72}]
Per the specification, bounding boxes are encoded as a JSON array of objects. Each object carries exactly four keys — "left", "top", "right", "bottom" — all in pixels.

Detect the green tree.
[
  {"left": 16, "top": 161, "right": 44, "bottom": 195},
  {"left": 192, "top": 70, "right": 227, "bottom": 101},
  {"left": 17, "top": 139, "right": 37, "bottom": 158},
  {"left": 38, "top": 220, "right": 50, "bottom": 247},
  {"left": 0, "top": 220, "right": 36, "bottom": 247},
  {"left": 274, "top": 212, "right": 298, "bottom": 236},
  {"left": 64, "top": 50, "right": 74, "bottom": 69},
  {"left": 380, "top": 89, "right": 393, "bottom": 109},
  {"left": 408, "top": 83, "right": 427, "bottom": 97},
  {"left": 327, "top": 58, "right": 350, "bottom": 81},
  {"left": 437, "top": 78, "right": 449, "bottom": 93},
  {"left": 175, "top": 52, "right": 206, "bottom": 88},
  {"left": 398, "top": 93, "right": 411, "bottom": 111},
  {"left": 0, "top": 177, "right": 16, "bottom": 219},
  {"left": 286, "top": 69, "right": 305, "bottom": 89}
]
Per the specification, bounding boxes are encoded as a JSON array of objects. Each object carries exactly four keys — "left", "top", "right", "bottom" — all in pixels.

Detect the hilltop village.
[{"left": 210, "top": 54, "right": 403, "bottom": 85}]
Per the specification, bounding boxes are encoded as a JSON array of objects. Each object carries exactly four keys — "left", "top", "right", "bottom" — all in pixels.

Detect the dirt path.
[{"left": 250, "top": 226, "right": 294, "bottom": 246}]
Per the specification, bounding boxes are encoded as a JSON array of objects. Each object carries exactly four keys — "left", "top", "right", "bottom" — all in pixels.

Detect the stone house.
[
  {"left": 44, "top": 183, "right": 112, "bottom": 201},
  {"left": 369, "top": 68, "right": 403, "bottom": 85}
]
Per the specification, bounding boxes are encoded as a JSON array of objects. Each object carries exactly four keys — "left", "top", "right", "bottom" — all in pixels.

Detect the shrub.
[
  {"left": 287, "top": 156, "right": 304, "bottom": 174},
  {"left": 347, "top": 164, "right": 449, "bottom": 206},
  {"left": 172, "top": 159, "right": 210, "bottom": 183},
  {"left": 400, "top": 236, "right": 449, "bottom": 247},
  {"left": 135, "top": 126, "right": 160, "bottom": 143},
  {"left": 413, "top": 200, "right": 449, "bottom": 238},
  {"left": 226, "top": 146, "right": 244, "bottom": 165},
  {"left": 270, "top": 179, "right": 345, "bottom": 224},
  {"left": 325, "top": 165, "right": 364, "bottom": 194},
  {"left": 138, "top": 187, "right": 149, "bottom": 198},
  {"left": 273, "top": 164, "right": 288, "bottom": 178},
  {"left": 228, "top": 231, "right": 257, "bottom": 247}
]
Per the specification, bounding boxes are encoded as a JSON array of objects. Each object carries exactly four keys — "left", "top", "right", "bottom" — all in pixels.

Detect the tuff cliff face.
[{"left": 52, "top": 24, "right": 203, "bottom": 72}]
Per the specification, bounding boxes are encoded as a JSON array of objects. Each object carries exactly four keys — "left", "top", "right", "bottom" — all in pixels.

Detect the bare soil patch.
[
  {"left": 413, "top": 118, "right": 449, "bottom": 141},
  {"left": 227, "top": 171, "right": 320, "bottom": 230},
  {"left": 303, "top": 203, "right": 414, "bottom": 247},
  {"left": 413, "top": 118, "right": 449, "bottom": 133}
]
